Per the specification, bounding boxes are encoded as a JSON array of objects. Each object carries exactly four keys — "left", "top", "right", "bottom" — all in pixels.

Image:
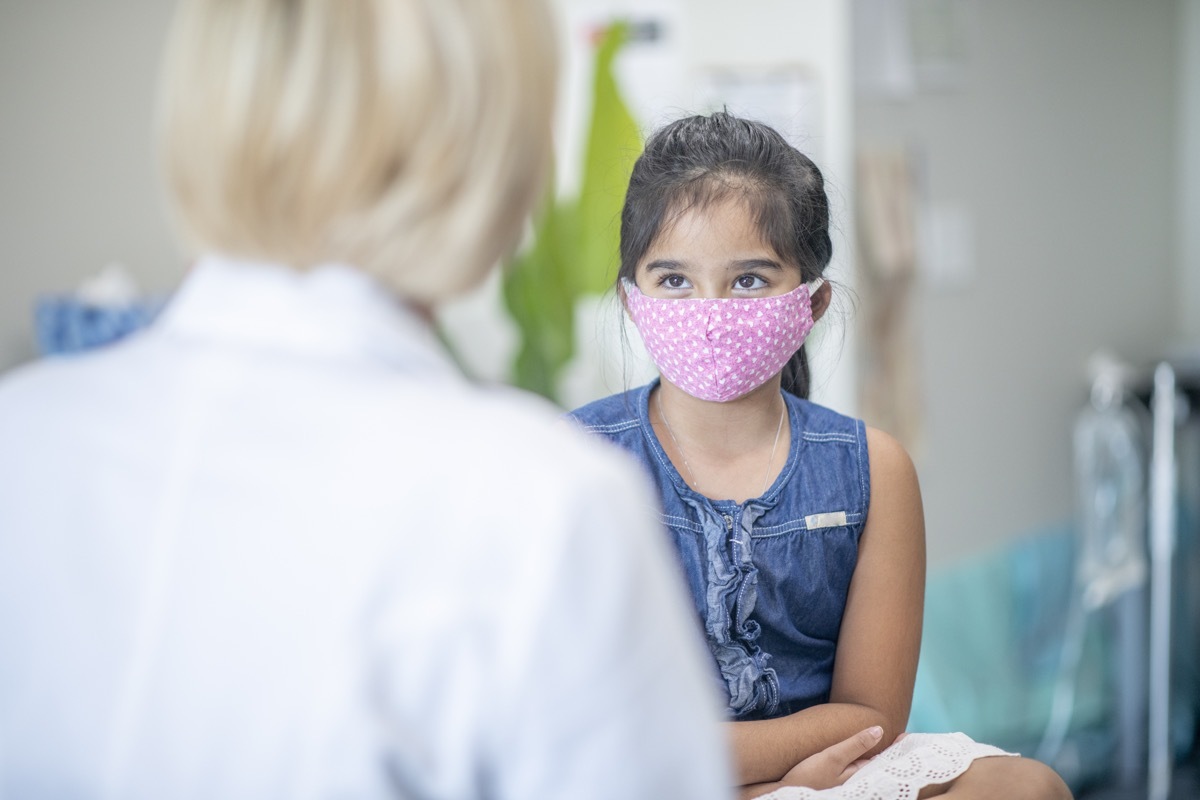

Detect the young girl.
[{"left": 569, "top": 112, "right": 1072, "bottom": 800}]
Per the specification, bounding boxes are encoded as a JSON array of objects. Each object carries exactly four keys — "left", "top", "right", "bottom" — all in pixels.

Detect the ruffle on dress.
[{"left": 690, "top": 496, "right": 779, "bottom": 718}]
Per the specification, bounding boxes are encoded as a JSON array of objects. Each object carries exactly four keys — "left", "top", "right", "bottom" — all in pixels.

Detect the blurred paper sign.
[
  {"left": 854, "top": 0, "right": 973, "bottom": 96},
  {"left": 696, "top": 67, "right": 823, "bottom": 163},
  {"left": 919, "top": 202, "right": 975, "bottom": 288}
]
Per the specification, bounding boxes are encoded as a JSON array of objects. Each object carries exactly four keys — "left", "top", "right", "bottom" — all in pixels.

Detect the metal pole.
[{"left": 1148, "top": 362, "right": 1177, "bottom": 800}]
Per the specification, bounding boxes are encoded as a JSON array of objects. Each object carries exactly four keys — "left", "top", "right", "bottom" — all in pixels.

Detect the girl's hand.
[{"left": 778, "top": 726, "right": 884, "bottom": 790}]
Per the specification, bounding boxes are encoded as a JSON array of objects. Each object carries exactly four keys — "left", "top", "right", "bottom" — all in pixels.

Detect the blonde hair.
[{"left": 157, "top": 0, "right": 557, "bottom": 304}]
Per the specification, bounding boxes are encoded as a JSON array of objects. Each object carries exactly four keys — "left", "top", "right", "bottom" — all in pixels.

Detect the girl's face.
[{"left": 633, "top": 197, "right": 804, "bottom": 300}]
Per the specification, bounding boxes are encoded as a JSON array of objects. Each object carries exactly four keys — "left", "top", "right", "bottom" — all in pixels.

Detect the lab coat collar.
[{"left": 155, "top": 254, "right": 458, "bottom": 376}]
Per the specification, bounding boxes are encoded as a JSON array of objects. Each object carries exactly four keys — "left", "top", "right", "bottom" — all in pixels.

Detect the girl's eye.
[
  {"left": 662, "top": 274, "right": 689, "bottom": 289},
  {"left": 735, "top": 274, "right": 767, "bottom": 290}
]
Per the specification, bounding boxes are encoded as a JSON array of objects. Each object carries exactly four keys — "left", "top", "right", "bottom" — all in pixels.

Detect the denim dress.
[{"left": 568, "top": 380, "right": 870, "bottom": 722}]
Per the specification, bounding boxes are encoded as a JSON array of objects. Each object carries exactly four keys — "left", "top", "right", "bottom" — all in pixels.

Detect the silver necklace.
[{"left": 655, "top": 391, "right": 786, "bottom": 495}]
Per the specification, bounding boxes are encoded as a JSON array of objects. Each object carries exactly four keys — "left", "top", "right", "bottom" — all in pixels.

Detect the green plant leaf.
[
  {"left": 499, "top": 20, "right": 643, "bottom": 402},
  {"left": 501, "top": 189, "right": 577, "bottom": 402},
  {"left": 575, "top": 21, "right": 643, "bottom": 297}
]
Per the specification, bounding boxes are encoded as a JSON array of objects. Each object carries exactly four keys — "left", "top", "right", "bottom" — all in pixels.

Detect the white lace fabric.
[{"left": 757, "top": 732, "right": 1016, "bottom": 800}]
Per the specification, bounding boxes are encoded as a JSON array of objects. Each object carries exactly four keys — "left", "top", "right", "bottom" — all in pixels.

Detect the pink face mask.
[{"left": 623, "top": 279, "right": 817, "bottom": 403}]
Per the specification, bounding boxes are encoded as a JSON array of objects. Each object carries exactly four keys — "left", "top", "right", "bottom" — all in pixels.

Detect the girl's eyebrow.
[
  {"left": 643, "top": 259, "right": 688, "bottom": 272},
  {"left": 728, "top": 258, "right": 784, "bottom": 271}
]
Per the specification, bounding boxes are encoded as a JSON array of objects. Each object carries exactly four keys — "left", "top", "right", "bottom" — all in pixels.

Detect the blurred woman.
[{"left": 0, "top": 2, "right": 735, "bottom": 797}]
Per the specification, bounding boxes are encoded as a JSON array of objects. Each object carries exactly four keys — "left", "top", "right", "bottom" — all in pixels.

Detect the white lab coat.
[{"left": 0, "top": 256, "right": 732, "bottom": 800}]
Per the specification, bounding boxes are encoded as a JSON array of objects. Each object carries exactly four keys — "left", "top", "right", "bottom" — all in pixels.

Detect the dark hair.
[{"left": 617, "top": 111, "right": 832, "bottom": 398}]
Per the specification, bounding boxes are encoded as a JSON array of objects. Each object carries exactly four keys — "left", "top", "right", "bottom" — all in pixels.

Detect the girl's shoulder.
[
  {"left": 785, "top": 393, "right": 866, "bottom": 442},
  {"left": 787, "top": 393, "right": 916, "bottom": 482},
  {"left": 564, "top": 386, "right": 668, "bottom": 491},
  {"left": 565, "top": 385, "right": 648, "bottom": 436}
]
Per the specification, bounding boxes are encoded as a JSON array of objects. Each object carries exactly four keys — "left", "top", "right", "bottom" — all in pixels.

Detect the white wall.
[
  {"left": 855, "top": 0, "right": 1179, "bottom": 564},
  {"left": 0, "top": 2, "right": 180, "bottom": 370}
]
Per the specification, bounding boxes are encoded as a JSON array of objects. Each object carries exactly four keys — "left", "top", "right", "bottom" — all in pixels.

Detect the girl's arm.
[
  {"left": 728, "top": 426, "right": 926, "bottom": 788},
  {"left": 735, "top": 726, "right": 885, "bottom": 799}
]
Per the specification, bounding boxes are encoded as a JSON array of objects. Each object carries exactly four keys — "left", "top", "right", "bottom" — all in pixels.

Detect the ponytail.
[{"left": 781, "top": 345, "right": 810, "bottom": 399}]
